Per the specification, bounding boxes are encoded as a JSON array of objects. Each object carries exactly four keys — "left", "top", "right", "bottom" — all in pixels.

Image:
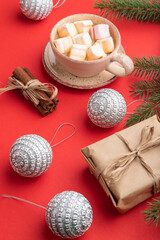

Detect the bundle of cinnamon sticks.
[{"left": 11, "top": 67, "right": 59, "bottom": 116}]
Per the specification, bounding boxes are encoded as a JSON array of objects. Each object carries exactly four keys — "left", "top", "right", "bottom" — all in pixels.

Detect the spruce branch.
[
  {"left": 125, "top": 100, "right": 160, "bottom": 127},
  {"left": 133, "top": 56, "right": 160, "bottom": 80},
  {"left": 125, "top": 56, "right": 160, "bottom": 127},
  {"left": 130, "top": 79, "right": 160, "bottom": 99},
  {"left": 143, "top": 197, "right": 160, "bottom": 227},
  {"left": 94, "top": 0, "right": 160, "bottom": 23}
]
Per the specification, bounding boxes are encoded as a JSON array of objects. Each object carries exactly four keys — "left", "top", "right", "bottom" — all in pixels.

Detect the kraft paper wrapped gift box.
[{"left": 81, "top": 115, "right": 160, "bottom": 213}]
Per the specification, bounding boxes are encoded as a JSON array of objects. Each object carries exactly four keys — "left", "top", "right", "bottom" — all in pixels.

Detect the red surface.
[{"left": 0, "top": 1, "right": 160, "bottom": 240}]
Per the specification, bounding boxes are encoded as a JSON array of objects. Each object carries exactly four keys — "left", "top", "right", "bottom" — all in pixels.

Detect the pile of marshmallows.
[{"left": 53, "top": 20, "right": 115, "bottom": 61}]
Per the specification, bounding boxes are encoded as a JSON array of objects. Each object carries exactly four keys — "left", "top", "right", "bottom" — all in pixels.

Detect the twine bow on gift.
[
  {"left": 0, "top": 77, "right": 58, "bottom": 106},
  {"left": 95, "top": 125, "right": 160, "bottom": 195}
]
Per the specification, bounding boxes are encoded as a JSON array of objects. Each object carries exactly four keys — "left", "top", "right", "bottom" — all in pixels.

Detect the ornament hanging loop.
[
  {"left": 53, "top": 0, "right": 66, "bottom": 8},
  {"left": 50, "top": 123, "right": 76, "bottom": 148},
  {"left": 20, "top": 0, "right": 66, "bottom": 21},
  {"left": 1, "top": 194, "right": 47, "bottom": 210},
  {"left": 9, "top": 123, "right": 76, "bottom": 177},
  {"left": 126, "top": 99, "right": 147, "bottom": 114}
]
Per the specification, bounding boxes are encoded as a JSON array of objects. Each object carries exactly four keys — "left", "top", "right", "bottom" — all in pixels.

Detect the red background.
[{"left": 0, "top": 0, "right": 160, "bottom": 240}]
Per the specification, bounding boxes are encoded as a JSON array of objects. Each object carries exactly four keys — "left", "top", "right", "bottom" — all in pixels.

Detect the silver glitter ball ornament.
[
  {"left": 87, "top": 88, "right": 126, "bottom": 128},
  {"left": 10, "top": 134, "right": 52, "bottom": 177},
  {"left": 20, "top": 0, "right": 53, "bottom": 20},
  {"left": 46, "top": 191, "right": 93, "bottom": 238}
]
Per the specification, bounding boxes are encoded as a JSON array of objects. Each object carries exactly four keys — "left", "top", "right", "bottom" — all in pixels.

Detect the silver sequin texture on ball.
[
  {"left": 87, "top": 88, "right": 126, "bottom": 128},
  {"left": 20, "top": 0, "right": 53, "bottom": 20},
  {"left": 10, "top": 134, "right": 52, "bottom": 177},
  {"left": 46, "top": 191, "right": 93, "bottom": 238}
]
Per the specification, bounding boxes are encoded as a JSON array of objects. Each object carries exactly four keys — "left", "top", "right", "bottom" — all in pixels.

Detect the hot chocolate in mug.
[{"left": 50, "top": 14, "right": 134, "bottom": 77}]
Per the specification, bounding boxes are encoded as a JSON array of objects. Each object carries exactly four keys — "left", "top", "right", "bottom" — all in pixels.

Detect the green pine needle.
[
  {"left": 125, "top": 56, "right": 160, "bottom": 128},
  {"left": 143, "top": 197, "right": 160, "bottom": 227},
  {"left": 94, "top": 0, "right": 160, "bottom": 23},
  {"left": 131, "top": 56, "right": 160, "bottom": 99},
  {"left": 130, "top": 79, "right": 160, "bottom": 99},
  {"left": 133, "top": 56, "right": 160, "bottom": 80},
  {"left": 125, "top": 100, "right": 160, "bottom": 127}
]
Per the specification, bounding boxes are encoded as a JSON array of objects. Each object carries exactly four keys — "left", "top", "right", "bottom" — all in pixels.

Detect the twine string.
[
  {"left": 50, "top": 123, "right": 76, "bottom": 148},
  {"left": 1, "top": 194, "right": 47, "bottom": 210},
  {"left": 95, "top": 125, "right": 159, "bottom": 195},
  {"left": 0, "top": 77, "right": 58, "bottom": 106}
]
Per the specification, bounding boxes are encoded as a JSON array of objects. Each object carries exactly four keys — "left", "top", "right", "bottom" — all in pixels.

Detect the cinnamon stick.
[
  {"left": 23, "top": 67, "right": 59, "bottom": 112},
  {"left": 12, "top": 67, "right": 58, "bottom": 116},
  {"left": 13, "top": 67, "right": 52, "bottom": 108}
]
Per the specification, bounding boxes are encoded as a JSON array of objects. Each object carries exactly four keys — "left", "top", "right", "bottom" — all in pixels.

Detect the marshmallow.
[
  {"left": 87, "top": 43, "right": 106, "bottom": 61},
  {"left": 54, "top": 36, "right": 73, "bottom": 54},
  {"left": 91, "top": 24, "right": 110, "bottom": 40},
  {"left": 57, "top": 23, "right": 78, "bottom": 37},
  {"left": 72, "top": 32, "right": 92, "bottom": 48},
  {"left": 74, "top": 20, "right": 93, "bottom": 33},
  {"left": 97, "top": 37, "right": 114, "bottom": 53},
  {"left": 69, "top": 44, "right": 88, "bottom": 61}
]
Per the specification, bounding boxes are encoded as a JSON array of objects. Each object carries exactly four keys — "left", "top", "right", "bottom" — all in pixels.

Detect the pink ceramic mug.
[{"left": 50, "top": 14, "right": 134, "bottom": 77}]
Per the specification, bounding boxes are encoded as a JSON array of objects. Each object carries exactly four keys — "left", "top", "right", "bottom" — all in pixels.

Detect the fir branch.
[
  {"left": 125, "top": 100, "right": 160, "bottom": 127},
  {"left": 130, "top": 78, "right": 160, "bottom": 99},
  {"left": 133, "top": 56, "right": 160, "bottom": 80},
  {"left": 149, "top": 91, "right": 160, "bottom": 105},
  {"left": 143, "top": 197, "right": 160, "bottom": 227},
  {"left": 94, "top": 0, "right": 160, "bottom": 23},
  {"left": 125, "top": 56, "right": 160, "bottom": 127}
]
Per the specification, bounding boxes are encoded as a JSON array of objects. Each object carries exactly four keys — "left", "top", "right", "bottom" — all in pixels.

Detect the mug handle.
[{"left": 105, "top": 53, "right": 134, "bottom": 77}]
